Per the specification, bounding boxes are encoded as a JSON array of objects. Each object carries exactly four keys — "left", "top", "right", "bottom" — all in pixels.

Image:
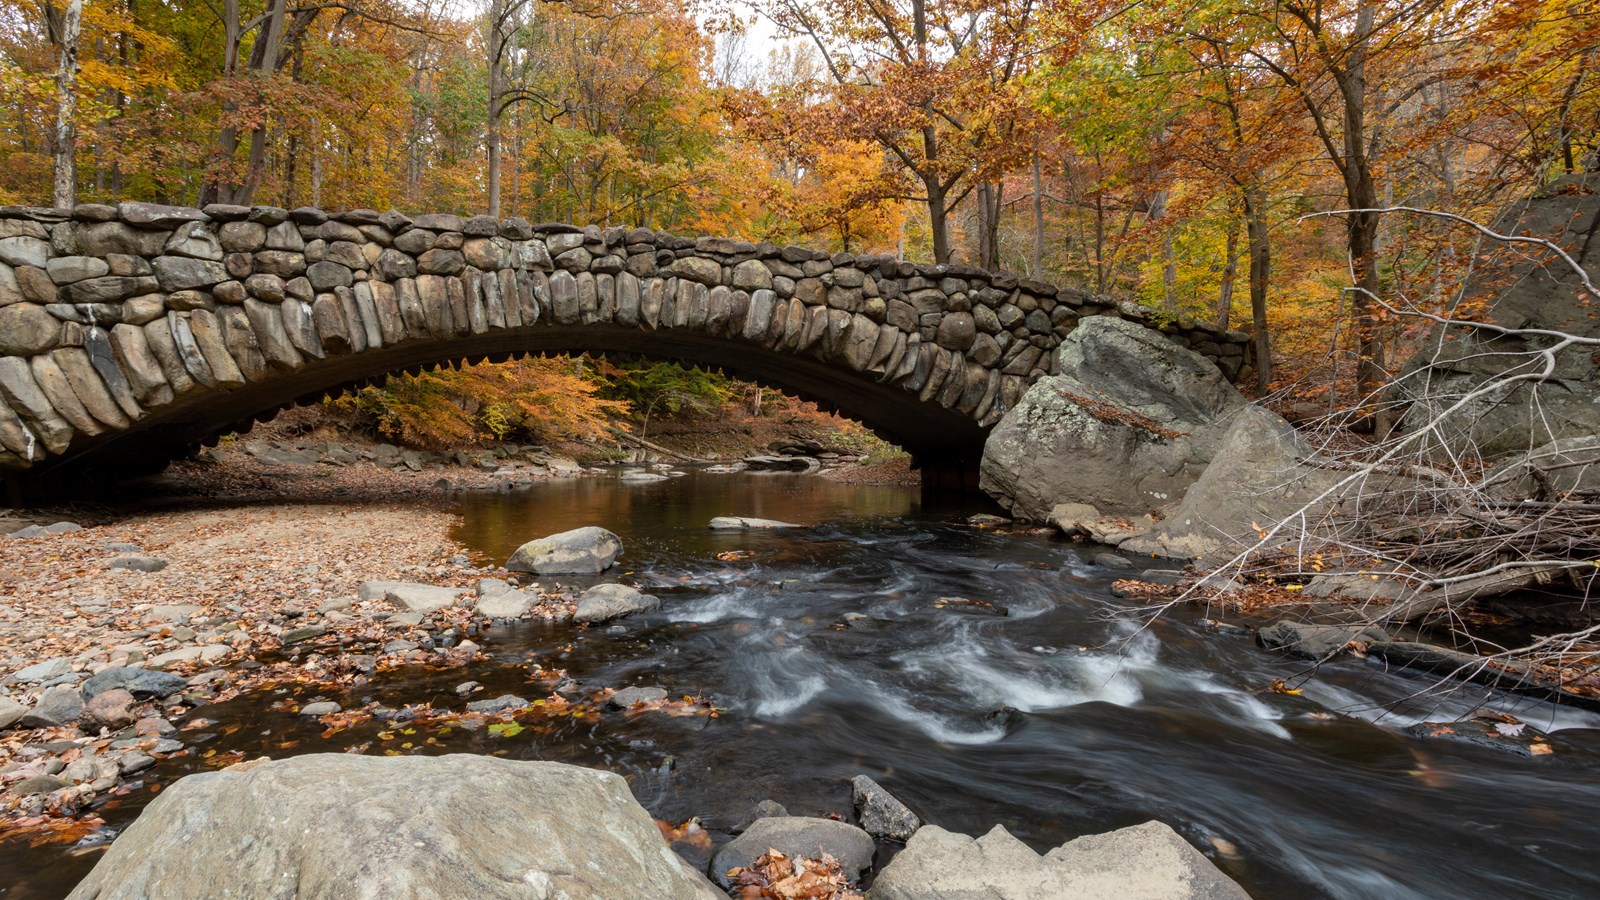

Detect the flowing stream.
[{"left": 8, "top": 470, "right": 1600, "bottom": 899}]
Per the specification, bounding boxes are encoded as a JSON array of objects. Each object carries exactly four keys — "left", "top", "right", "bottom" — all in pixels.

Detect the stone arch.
[{"left": 0, "top": 203, "right": 1252, "bottom": 488}]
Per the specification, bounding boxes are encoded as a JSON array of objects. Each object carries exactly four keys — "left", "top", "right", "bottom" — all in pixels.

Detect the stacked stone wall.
[{"left": 0, "top": 202, "right": 1252, "bottom": 473}]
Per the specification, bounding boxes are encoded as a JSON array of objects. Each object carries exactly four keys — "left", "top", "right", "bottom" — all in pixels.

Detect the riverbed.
[{"left": 6, "top": 470, "right": 1600, "bottom": 899}]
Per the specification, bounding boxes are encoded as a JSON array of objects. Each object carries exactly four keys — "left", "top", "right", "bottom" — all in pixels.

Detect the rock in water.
[
  {"left": 851, "top": 774, "right": 921, "bottom": 840},
  {"left": 980, "top": 317, "right": 1247, "bottom": 522},
  {"left": 66, "top": 754, "right": 722, "bottom": 900},
  {"left": 708, "top": 516, "right": 800, "bottom": 530},
  {"left": 1257, "top": 621, "right": 1390, "bottom": 659},
  {"left": 607, "top": 686, "right": 668, "bottom": 709},
  {"left": 708, "top": 816, "right": 875, "bottom": 889},
  {"left": 474, "top": 584, "right": 534, "bottom": 619},
  {"left": 506, "top": 526, "right": 623, "bottom": 574},
  {"left": 574, "top": 583, "right": 660, "bottom": 623},
  {"left": 870, "top": 821, "right": 1249, "bottom": 900}
]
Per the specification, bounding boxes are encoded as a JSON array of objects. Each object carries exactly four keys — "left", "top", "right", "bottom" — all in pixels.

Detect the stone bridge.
[{"left": 0, "top": 202, "right": 1252, "bottom": 491}]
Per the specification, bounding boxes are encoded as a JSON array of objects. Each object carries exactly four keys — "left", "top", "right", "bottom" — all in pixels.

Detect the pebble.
[{"left": 299, "top": 701, "right": 341, "bottom": 717}]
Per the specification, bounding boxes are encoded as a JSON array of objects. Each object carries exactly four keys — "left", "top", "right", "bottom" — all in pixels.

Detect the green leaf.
[{"left": 487, "top": 722, "right": 524, "bottom": 738}]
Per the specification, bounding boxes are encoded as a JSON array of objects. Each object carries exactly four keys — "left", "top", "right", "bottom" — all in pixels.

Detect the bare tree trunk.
[
  {"left": 486, "top": 0, "right": 510, "bottom": 217},
  {"left": 1218, "top": 217, "right": 1240, "bottom": 330},
  {"left": 976, "top": 181, "right": 1003, "bottom": 270},
  {"left": 1031, "top": 152, "right": 1045, "bottom": 276},
  {"left": 925, "top": 174, "right": 952, "bottom": 264},
  {"left": 50, "top": 0, "right": 84, "bottom": 209},
  {"left": 1340, "top": 0, "right": 1386, "bottom": 396},
  {"left": 1243, "top": 186, "right": 1272, "bottom": 391}
]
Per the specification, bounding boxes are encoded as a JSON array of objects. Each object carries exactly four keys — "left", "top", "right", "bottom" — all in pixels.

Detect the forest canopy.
[{"left": 1, "top": 0, "right": 1595, "bottom": 399}]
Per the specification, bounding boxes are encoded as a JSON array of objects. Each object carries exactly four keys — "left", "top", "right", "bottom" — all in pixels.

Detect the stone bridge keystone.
[{"left": 0, "top": 203, "right": 1251, "bottom": 489}]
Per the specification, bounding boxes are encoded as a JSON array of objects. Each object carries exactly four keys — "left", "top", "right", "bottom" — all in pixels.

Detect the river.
[{"left": 7, "top": 470, "right": 1600, "bottom": 899}]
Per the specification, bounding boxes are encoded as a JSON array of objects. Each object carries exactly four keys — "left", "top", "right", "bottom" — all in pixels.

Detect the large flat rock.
[
  {"left": 67, "top": 754, "right": 721, "bottom": 900},
  {"left": 869, "top": 821, "right": 1249, "bottom": 900}
]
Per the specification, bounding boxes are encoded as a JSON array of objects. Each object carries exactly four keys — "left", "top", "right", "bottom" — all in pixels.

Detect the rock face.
[
  {"left": 870, "top": 821, "right": 1249, "bottom": 900},
  {"left": 66, "top": 754, "right": 721, "bottom": 900},
  {"left": 709, "top": 816, "right": 875, "bottom": 889},
  {"left": 1485, "top": 434, "right": 1600, "bottom": 499},
  {"left": 1114, "top": 405, "right": 1341, "bottom": 561},
  {"left": 574, "top": 583, "right": 660, "bottom": 623},
  {"left": 1391, "top": 173, "right": 1600, "bottom": 459},
  {"left": 507, "top": 526, "right": 623, "bottom": 575},
  {"left": 980, "top": 317, "right": 1248, "bottom": 521}
]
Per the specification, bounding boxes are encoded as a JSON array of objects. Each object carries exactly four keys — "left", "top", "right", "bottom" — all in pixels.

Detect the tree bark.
[
  {"left": 1243, "top": 185, "right": 1272, "bottom": 390},
  {"left": 1217, "top": 217, "right": 1239, "bottom": 330},
  {"left": 50, "top": 0, "right": 84, "bottom": 209},
  {"left": 1030, "top": 152, "right": 1045, "bottom": 276},
  {"left": 976, "top": 181, "right": 1003, "bottom": 270}
]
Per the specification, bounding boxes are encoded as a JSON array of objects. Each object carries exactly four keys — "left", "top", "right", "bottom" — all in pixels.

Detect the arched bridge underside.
[{"left": 0, "top": 203, "right": 1252, "bottom": 491}]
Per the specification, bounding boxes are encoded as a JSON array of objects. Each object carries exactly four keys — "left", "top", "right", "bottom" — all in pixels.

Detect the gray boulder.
[
  {"left": 507, "top": 526, "right": 622, "bottom": 574},
  {"left": 1116, "top": 406, "right": 1342, "bottom": 562},
  {"left": 1391, "top": 174, "right": 1600, "bottom": 459},
  {"left": 1484, "top": 434, "right": 1600, "bottom": 499},
  {"left": 66, "top": 754, "right": 721, "bottom": 900},
  {"left": 710, "top": 816, "right": 874, "bottom": 889},
  {"left": 575, "top": 583, "right": 660, "bottom": 623},
  {"left": 1257, "top": 621, "right": 1390, "bottom": 659},
  {"left": 870, "top": 821, "right": 1248, "bottom": 900},
  {"left": 83, "top": 666, "right": 187, "bottom": 699},
  {"left": 980, "top": 317, "right": 1246, "bottom": 521},
  {"left": 852, "top": 774, "right": 921, "bottom": 841},
  {"left": 474, "top": 582, "right": 535, "bottom": 619},
  {"left": 20, "top": 684, "right": 84, "bottom": 728}
]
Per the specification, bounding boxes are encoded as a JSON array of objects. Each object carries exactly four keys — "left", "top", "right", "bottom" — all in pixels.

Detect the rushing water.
[{"left": 8, "top": 470, "right": 1600, "bottom": 899}]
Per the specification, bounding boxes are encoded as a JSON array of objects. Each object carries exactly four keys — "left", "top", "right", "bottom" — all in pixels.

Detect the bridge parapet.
[{"left": 0, "top": 202, "right": 1251, "bottom": 476}]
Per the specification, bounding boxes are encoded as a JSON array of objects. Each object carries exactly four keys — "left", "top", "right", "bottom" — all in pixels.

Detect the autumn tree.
[{"left": 763, "top": 0, "right": 1054, "bottom": 265}]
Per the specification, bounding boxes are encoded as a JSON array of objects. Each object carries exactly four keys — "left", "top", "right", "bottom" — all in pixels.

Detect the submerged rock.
[
  {"left": 851, "top": 774, "right": 921, "bottom": 841},
  {"left": 506, "top": 526, "right": 623, "bottom": 575},
  {"left": 871, "top": 820, "right": 1249, "bottom": 900},
  {"left": 65, "top": 754, "right": 721, "bottom": 900},
  {"left": 608, "top": 686, "right": 668, "bottom": 709},
  {"left": 708, "top": 516, "right": 801, "bottom": 530},
  {"left": 709, "top": 816, "right": 874, "bottom": 889},
  {"left": 574, "top": 583, "right": 660, "bottom": 623},
  {"left": 732, "top": 799, "right": 789, "bottom": 834}
]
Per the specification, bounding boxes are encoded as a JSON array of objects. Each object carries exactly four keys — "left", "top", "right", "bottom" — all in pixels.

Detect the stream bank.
[{"left": 3, "top": 466, "right": 1600, "bottom": 898}]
